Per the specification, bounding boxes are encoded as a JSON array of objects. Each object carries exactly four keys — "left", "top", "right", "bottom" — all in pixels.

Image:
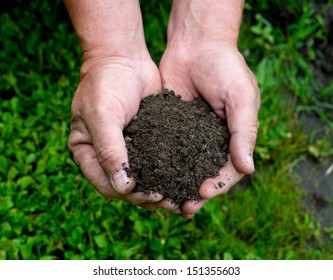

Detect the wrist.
[
  {"left": 79, "top": 45, "right": 153, "bottom": 79},
  {"left": 64, "top": 0, "right": 150, "bottom": 63},
  {"left": 167, "top": 0, "right": 244, "bottom": 47},
  {"left": 81, "top": 37, "right": 151, "bottom": 64}
]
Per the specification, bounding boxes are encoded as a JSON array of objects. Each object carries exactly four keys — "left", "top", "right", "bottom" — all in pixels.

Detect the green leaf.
[
  {"left": 0, "top": 222, "right": 12, "bottom": 237},
  {"left": 94, "top": 235, "right": 109, "bottom": 249},
  {"left": 0, "top": 156, "right": 9, "bottom": 176},
  {"left": 223, "top": 252, "right": 234, "bottom": 260},
  {"left": 245, "top": 252, "right": 262, "bottom": 260},
  {"left": 16, "top": 176, "right": 36, "bottom": 188},
  {"left": 133, "top": 220, "right": 145, "bottom": 235},
  {"left": 166, "top": 237, "right": 181, "bottom": 250},
  {"left": 0, "top": 197, "right": 14, "bottom": 212},
  {"left": 40, "top": 255, "right": 56, "bottom": 260},
  {"left": 26, "top": 153, "right": 37, "bottom": 164},
  {"left": 7, "top": 166, "right": 19, "bottom": 181},
  {"left": 72, "top": 227, "right": 84, "bottom": 241},
  {"left": 0, "top": 250, "right": 6, "bottom": 260}
]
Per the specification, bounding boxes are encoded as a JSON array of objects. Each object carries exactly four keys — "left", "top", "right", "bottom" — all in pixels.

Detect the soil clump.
[{"left": 124, "top": 89, "right": 230, "bottom": 205}]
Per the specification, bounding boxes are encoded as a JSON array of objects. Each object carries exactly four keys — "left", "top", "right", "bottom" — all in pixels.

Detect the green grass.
[{"left": 0, "top": 0, "right": 332, "bottom": 260}]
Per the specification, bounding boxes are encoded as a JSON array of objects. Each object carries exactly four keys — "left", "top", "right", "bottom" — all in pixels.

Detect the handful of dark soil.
[{"left": 124, "top": 89, "right": 230, "bottom": 205}]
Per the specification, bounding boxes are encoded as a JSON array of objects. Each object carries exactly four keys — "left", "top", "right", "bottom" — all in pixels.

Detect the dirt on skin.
[{"left": 124, "top": 89, "right": 230, "bottom": 205}]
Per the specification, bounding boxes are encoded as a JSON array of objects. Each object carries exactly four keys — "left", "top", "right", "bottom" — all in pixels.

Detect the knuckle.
[
  {"left": 67, "top": 134, "right": 75, "bottom": 152},
  {"left": 67, "top": 140, "right": 79, "bottom": 167},
  {"left": 96, "top": 147, "right": 116, "bottom": 166},
  {"left": 248, "top": 124, "right": 259, "bottom": 144},
  {"left": 67, "top": 131, "right": 81, "bottom": 164},
  {"left": 249, "top": 123, "right": 259, "bottom": 135}
]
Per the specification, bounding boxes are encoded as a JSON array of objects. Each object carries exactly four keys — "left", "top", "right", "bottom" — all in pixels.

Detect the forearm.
[
  {"left": 168, "top": 0, "right": 244, "bottom": 46},
  {"left": 64, "top": 0, "right": 149, "bottom": 61}
]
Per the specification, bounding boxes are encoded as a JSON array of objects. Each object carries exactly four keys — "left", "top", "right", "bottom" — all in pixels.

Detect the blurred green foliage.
[{"left": 0, "top": 0, "right": 332, "bottom": 259}]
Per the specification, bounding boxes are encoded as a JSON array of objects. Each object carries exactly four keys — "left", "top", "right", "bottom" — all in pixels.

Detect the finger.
[
  {"left": 199, "top": 158, "right": 244, "bottom": 200},
  {"left": 225, "top": 84, "right": 260, "bottom": 174},
  {"left": 138, "top": 198, "right": 180, "bottom": 212},
  {"left": 69, "top": 130, "right": 164, "bottom": 205},
  {"left": 68, "top": 113, "right": 135, "bottom": 195},
  {"left": 181, "top": 199, "right": 208, "bottom": 214},
  {"left": 69, "top": 140, "right": 131, "bottom": 198},
  {"left": 83, "top": 103, "right": 135, "bottom": 195},
  {"left": 125, "top": 191, "right": 163, "bottom": 205},
  {"left": 137, "top": 202, "right": 161, "bottom": 211},
  {"left": 154, "top": 198, "right": 179, "bottom": 211}
]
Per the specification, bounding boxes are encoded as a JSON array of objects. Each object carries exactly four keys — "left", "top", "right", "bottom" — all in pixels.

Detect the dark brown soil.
[{"left": 124, "top": 89, "right": 230, "bottom": 205}]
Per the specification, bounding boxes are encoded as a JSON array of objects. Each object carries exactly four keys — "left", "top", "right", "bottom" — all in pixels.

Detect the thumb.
[
  {"left": 85, "top": 111, "right": 135, "bottom": 195},
  {"left": 226, "top": 90, "right": 259, "bottom": 174}
]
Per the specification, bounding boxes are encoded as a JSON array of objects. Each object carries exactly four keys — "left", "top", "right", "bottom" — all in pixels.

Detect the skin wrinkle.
[
  {"left": 248, "top": 124, "right": 259, "bottom": 143},
  {"left": 76, "top": 147, "right": 113, "bottom": 195},
  {"left": 80, "top": 33, "right": 147, "bottom": 57},
  {"left": 81, "top": 56, "right": 148, "bottom": 80},
  {"left": 96, "top": 146, "right": 121, "bottom": 167},
  {"left": 68, "top": 133, "right": 91, "bottom": 155},
  {"left": 68, "top": 122, "right": 92, "bottom": 161},
  {"left": 75, "top": 144, "right": 97, "bottom": 167}
]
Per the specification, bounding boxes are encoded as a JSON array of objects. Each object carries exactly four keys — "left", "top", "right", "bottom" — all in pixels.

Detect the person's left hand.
[{"left": 158, "top": 42, "right": 260, "bottom": 218}]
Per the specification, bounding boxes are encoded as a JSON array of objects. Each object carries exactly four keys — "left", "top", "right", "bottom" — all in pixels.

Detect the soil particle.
[{"left": 124, "top": 89, "right": 230, "bottom": 205}]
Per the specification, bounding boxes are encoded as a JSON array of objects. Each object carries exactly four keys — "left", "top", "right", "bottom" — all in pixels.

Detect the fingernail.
[
  {"left": 246, "top": 152, "right": 254, "bottom": 168},
  {"left": 111, "top": 168, "right": 130, "bottom": 190}
]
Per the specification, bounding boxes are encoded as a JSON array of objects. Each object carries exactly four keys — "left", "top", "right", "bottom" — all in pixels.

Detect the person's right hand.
[{"left": 68, "top": 54, "right": 167, "bottom": 209}]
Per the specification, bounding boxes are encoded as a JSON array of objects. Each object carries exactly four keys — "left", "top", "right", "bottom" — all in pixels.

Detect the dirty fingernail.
[
  {"left": 111, "top": 168, "right": 130, "bottom": 190},
  {"left": 246, "top": 152, "right": 255, "bottom": 169}
]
